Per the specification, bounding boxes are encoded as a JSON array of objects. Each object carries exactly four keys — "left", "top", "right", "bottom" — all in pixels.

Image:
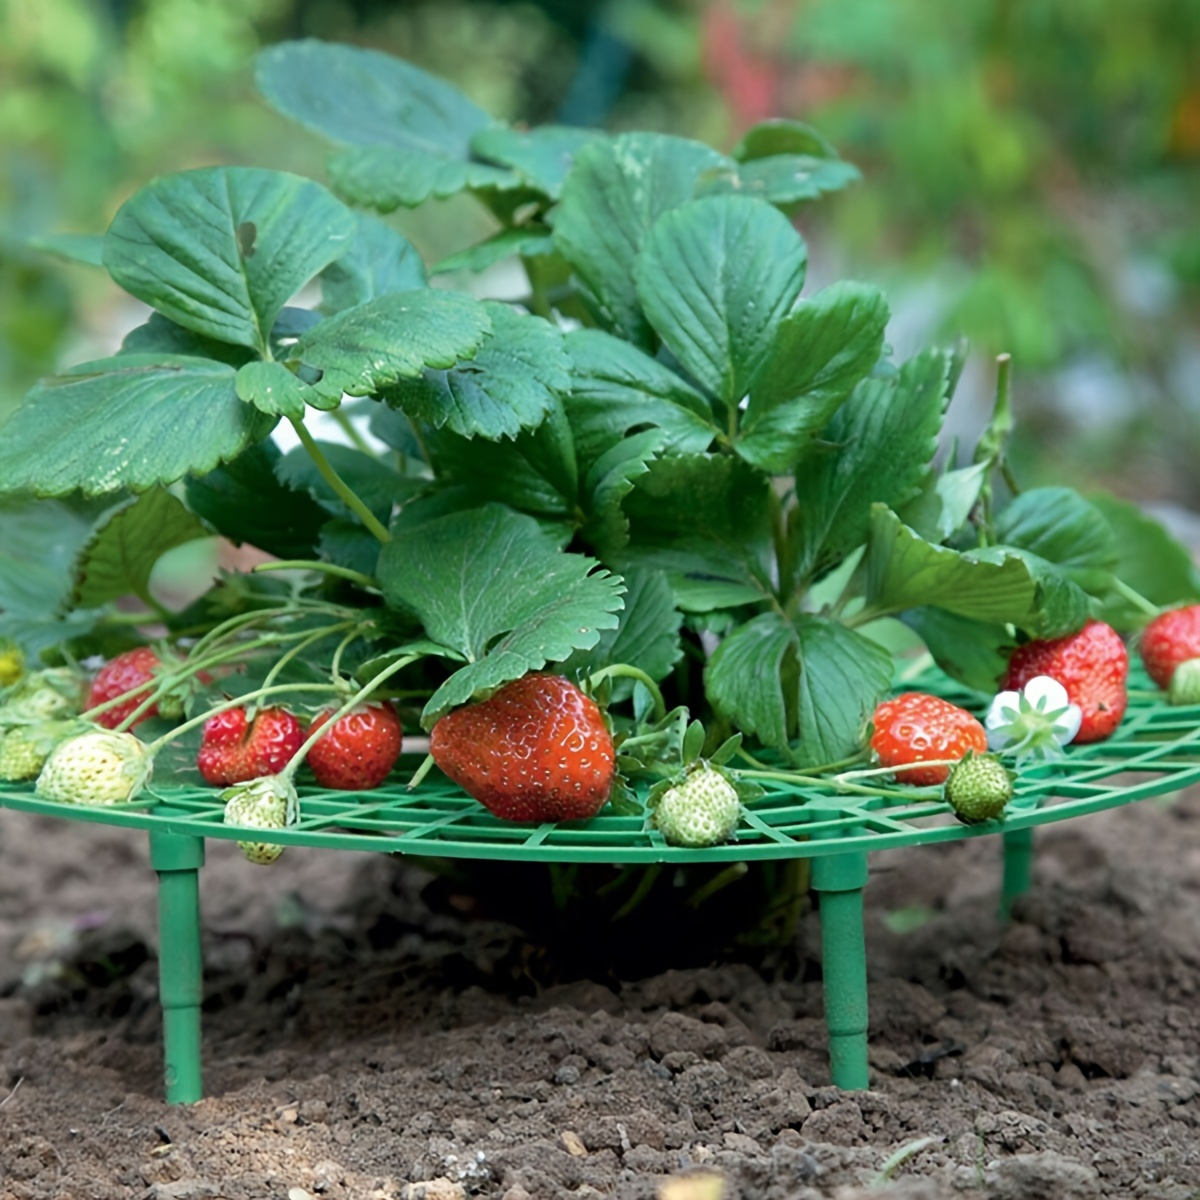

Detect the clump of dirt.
[{"left": 2, "top": 788, "right": 1200, "bottom": 1198}]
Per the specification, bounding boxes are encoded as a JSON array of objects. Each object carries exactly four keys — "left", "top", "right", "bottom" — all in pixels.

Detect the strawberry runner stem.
[
  {"left": 289, "top": 416, "right": 392, "bottom": 545},
  {"left": 735, "top": 768, "right": 942, "bottom": 803},
  {"left": 1110, "top": 577, "right": 1161, "bottom": 619},
  {"left": 585, "top": 664, "right": 667, "bottom": 723},
  {"left": 252, "top": 561, "right": 380, "bottom": 590}
]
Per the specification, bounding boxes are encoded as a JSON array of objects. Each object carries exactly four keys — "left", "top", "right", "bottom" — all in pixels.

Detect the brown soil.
[{"left": 3, "top": 788, "right": 1200, "bottom": 1199}]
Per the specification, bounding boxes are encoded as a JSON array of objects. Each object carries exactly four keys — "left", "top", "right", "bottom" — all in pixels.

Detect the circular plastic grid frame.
[{"left": 4, "top": 667, "right": 1200, "bottom": 859}]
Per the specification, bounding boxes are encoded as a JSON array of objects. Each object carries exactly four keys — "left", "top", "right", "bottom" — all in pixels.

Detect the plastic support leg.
[
  {"left": 148, "top": 822, "right": 205, "bottom": 1103},
  {"left": 812, "top": 850, "right": 870, "bottom": 1090},
  {"left": 1000, "top": 827, "right": 1034, "bottom": 921}
]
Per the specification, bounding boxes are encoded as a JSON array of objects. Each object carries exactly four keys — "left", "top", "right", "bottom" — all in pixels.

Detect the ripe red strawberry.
[
  {"left": 1140, "top": 605, "right": 1200, "bottom": 691},
  {"left": 197, "top": 706, "right": 304, "bottom": 787},
  {"left": 306, "top": 701, "right": 403, "bottom": 790},
  {"left": 87, "top": 647, "right": 164, "bottom": 728},
  {"left": 430, "top": 674, "right": 615, "bottom": 821},
  {"left": 1002, "top": 619, "right": 1128, "bottom": 743},
  {"left": 870, "top": 692, "right": 987, "bottom": 786}
]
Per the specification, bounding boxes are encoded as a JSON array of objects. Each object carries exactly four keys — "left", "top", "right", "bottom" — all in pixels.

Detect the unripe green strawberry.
[
  {"left": 653, "top": 763, "right": 741, "bottom": 848},
  {"left": 944, "top": 752, "right": 1014, "bottom": 825},
  {"left": 36, "top": 729, "right": 153, "bottom": 806},
  {"left": 1, "top": 668, "right": 84, "bottom": 725},
  {"left": 221, "top": 775, "right": 296, "bottom": 865},
  {"left": 0, "top": 720, "right": 81, "bottom": 782}
]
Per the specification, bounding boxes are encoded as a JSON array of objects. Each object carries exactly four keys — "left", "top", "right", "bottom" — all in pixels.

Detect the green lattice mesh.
[{"left": 3, "top": 666, "right": 1199, "bottom": 863}]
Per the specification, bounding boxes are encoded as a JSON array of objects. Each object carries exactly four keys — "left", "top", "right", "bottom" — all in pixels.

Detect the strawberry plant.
[{"left": 2, "top": 37, "right": 1200, "bottom": 868}]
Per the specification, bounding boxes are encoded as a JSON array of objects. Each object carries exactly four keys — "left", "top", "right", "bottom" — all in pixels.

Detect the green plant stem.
[
  {"left": 289, "top": 416, "right": 392, "bottom": 545},
  {"left": 735, "top": 767, "right": 941, "bottom": 803},
  {"left": 253, "top": 560, "right": 379, "bottom": 590},
  {"left": 1110, "top": 577, "right": 1161, "bottom": 618},
  {"left": 97, "top": 610, "right": 165, "bottom": 627},
  {"left": 94, "top": 625, "right": 352, "bottom": 730},
  {"left": 258, "top": 621, "right": 358, "bottom": 698},
  {"left": 586, "top": 664, "right": 667, "bottom": 723},
  {"left": 143, "top": 683, "right": 342, "bottom": 753},
  {"left": 187, "top": 602, "right": 354, "bottom": 662},
  {"left": 330, "top": 407, "right": 375, "bottom": 456},
  {"left": 834, "top": 758, "right": 965, "bottom": 784},
  {"left": 281, "top": 653, "right": 422, "bottom": 780},
  {"left": 406, "top": 752, "right": 436, "bottom": 791},
  {"left": 329, "top": 628, "right": 364, "bottom": 689}
]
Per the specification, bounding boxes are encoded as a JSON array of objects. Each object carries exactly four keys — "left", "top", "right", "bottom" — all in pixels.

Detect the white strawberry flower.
[{"left": 985, "top": 675, "right": 1082, "bottom": 762}]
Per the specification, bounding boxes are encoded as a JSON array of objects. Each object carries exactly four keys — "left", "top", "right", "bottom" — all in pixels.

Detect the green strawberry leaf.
[
  {"left": 256, "top": 40, "right": 514, "bottom": 209},
  {"left": 376, "top": 504, "right": 624, "bottom": 725},
  {"left": 617, "top": 454, "right": 774, "bottom": 611},
  {"left": 552, "top": 132, "right": 731, "bottom": 347},
  {"left": 900, "top": 607, "right": 1013, "bottom": 694},
  {"left": 635, "top": 195, "right": 807, "bottom": 413},
  {"left": 580, "top": 430, "right": 665, "bottom": 556},
  {"left": 704, "top": 612, "right": 797, "bottom": 751},
  {"left": 698, "top": 155, "right": 861, "bottom": 209},
  {"left": 983, "top": 546, "right": 1090, "bottom": 637},
  {"left": 0, "top": 355, "right": 276, "bottom": 498},
  {"left": 898, "top": 460, "right": 989, "bottom": 543},
  {"left": 563, "top": 329, "right": 718, "bottom": 466},
  {"left": 422, "top": 395, "right": 579, "bottom": 523},
  {"left": 1088, "top": 493, "right": 1200, "bottom": 629},
  {"left": 732, "top": 119, "right": 840, "bottom": 161},
  {"left": 320, "top": 214, "right": 427, "bottom": 313},
  {"left": 184, "top": 440, "right": 328, "bottom": 560},
  {"left": 276, "top": 443, "right": 420, "bottom": 524},
  {"left": 318, "top": 519, "right": 384, "bottom": 578},
  {"left": 793, "top": 349, "right": 952, "bottom": 580},
  {"left": 470, "top": 125, "right": 604, "bottom": 199},
  {"left": 993, "top": 487, "right": 1118, "bottom": 594},
  {"left": 433, "top": 227, "right": 555, "bottom": 276},
  {"left": 737, "top": 281, "right": 889, "bottom": 473},
  {"left": 790, "top": 614, "right": 894, "bottom": 767},
  {"left": 865, "top": 505, "right": 1037, "bottom": 623},
  {"left": 289, "top": 291, "right": 491, "bottom": 399},
  {"left": 559, "top": 568, "right": 682, "bottom": 698},
  {"left": 385, "top": 303, "right": 569, "bottom": 440},
  {"left": 119, "top": 312, "right": 254, "bottom": 367},
  {"left": 704, "top": 611, "right": 891, "bottom": 761},
  {"left": 68, "top": 488, "right": 210, "bottom": 612},
  {"left": 0, "top": 498, "right": 96, "bottom": 618},
  {"left": 326, "top": 146, "right": 516, "bottom": 211},
  {"left": 866, "top": 506, "right": 1090, "bottom": 636},
  {"left": 235, "top": 361, "right": 312, "bottom": 421},
  {"left": 104, "top": 167, "right": 356, "bottom": 355},
  {"left": 256, "top": 39, "right": 492, "bottom": 151}
]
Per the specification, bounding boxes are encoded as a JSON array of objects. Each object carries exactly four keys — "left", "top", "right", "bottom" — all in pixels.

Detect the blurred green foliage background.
[{"left": 2, "top": 0, "right": 1198, "bottom": 506}]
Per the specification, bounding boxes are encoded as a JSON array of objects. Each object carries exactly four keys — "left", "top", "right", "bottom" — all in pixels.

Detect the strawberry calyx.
[{"left": 1168, "top": 658, "right": 1200, "bottom": 707}]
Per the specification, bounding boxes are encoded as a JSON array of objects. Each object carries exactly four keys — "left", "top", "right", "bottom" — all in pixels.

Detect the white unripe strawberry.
[
  {"left": 35, "top": 729, "right": 153, "bottom": 805},
  {"left": 0, "top": 720, "right": 80, "bottom": 782},
  {"left": 653, "top": 763, "right": 741, "bottom": 848},
  {"left": 222, "top": 775, "right": 297, "bottom": 865}
]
